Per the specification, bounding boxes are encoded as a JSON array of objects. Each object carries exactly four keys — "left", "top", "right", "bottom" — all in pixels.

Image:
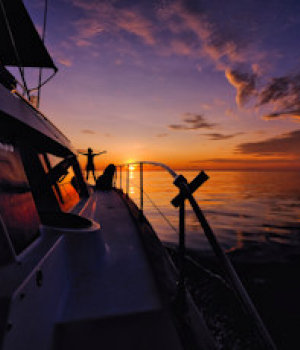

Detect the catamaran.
[{"left": 0, "top": 0, "right": 276, "bottom": 349}]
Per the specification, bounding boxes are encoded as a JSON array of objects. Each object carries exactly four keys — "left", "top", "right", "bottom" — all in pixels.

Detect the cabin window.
[
  {"left": 41, "top": 154, "right": 80, "bottom": 212},
  {"left": 0, "top": 142, "right": 40, "bottom": 255}
]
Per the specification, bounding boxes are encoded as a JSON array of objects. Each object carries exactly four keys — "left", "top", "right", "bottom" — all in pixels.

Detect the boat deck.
[
  {"left": 63, "top": 190, "right": 161, "bottom": 320},
  {"left": 53, "top": 189, "right": 183, "bottom": 349}
]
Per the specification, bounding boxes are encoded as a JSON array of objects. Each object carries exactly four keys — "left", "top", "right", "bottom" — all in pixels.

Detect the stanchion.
[
  {"left": 126, "top": 164, "right": 129, "bottom": 196},
  {"left": 140, "top": 163, "right": 144, "bottom": 216}
]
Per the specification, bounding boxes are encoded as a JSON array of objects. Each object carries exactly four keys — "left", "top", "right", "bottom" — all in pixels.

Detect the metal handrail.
[
  {"left": 118, "top": 161, "right": 178, "bottom": 178},
  {"left": 115, "top": 161, "right": 276, "bottom": 350},
  {"left": 117, "top": 161, "right": 178, "bottom": 216}
]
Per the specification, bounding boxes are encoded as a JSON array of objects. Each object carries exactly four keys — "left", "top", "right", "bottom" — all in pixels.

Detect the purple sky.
[{"left": 20, "top": 0, "right": 300, "bottom": 169}]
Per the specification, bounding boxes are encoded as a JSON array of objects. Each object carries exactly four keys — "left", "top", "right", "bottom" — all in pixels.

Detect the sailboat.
[{"left": 0, "top": 0, "right": 277, "bottom": 349}]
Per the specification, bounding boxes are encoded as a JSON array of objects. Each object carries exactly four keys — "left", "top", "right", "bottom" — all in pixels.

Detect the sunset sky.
[{"left": 21, "top": 0, "right": 300, "bottom": 170}]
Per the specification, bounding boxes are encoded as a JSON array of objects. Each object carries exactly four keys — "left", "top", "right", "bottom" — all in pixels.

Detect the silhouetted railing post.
[
  {"left": 126, "top": 165, "right": 129, "bottom": 196},
  {"left": 178, "top": 196, "right": 186, "bottom": 301},
  {"left": 173, "top": 175, "right": 276, "bottom": 350},
  {"left": 119, "top": 166, "right": 122, "bottom": 190},
  {"left": 113, "top": 168, "right": 117, "bottom": 187},
  {"left": 140, "top": 162, "right": 144, "bottom": 215},
  {"left": 114, "top": 161, "right": 275, "bottom": 349}
]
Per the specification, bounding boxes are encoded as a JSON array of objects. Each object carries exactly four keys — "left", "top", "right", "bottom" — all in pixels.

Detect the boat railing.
[{"left": 115, "top": 161, "right": 276, "bottom": 350}]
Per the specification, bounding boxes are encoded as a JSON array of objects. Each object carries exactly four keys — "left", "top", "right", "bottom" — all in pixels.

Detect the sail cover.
[{"left": 0, "top": 0, "right": 57, "bottom": 69}]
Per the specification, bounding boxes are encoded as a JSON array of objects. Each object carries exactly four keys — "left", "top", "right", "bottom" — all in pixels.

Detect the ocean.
[
  {"left": 112, "top": 169, "right": 300, "bottom": 256},
  {"left": 93, "top": 168, "right": 300, "bottom": 348}
]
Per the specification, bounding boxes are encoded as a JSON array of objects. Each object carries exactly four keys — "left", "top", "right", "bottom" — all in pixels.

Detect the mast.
[{"left": 0, "top": 0, "right": 57, "bottom": 101}]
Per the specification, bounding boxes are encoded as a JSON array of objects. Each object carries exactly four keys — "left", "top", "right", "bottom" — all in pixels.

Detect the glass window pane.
[
  {"left": 0, "top": 142, "right": 40, "bottom": 254},
  {"left": 45, "top": 154, "right": 80, "bottom": 212},
  {"left": 56, "top": 167, "right": 80, "bottom": 211}
]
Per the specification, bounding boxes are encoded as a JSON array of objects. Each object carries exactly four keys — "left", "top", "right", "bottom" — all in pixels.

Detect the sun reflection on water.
[{"left": 125, "top": 169, "right": 300, "bottom": 253}]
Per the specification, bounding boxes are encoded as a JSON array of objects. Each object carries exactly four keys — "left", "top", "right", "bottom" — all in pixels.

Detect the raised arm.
[
  {"left": 94, "top": 150, "right": 107, "bottom": 156},
  {"left": 79, "top": 152, "right": 88, "bottom": 156}
]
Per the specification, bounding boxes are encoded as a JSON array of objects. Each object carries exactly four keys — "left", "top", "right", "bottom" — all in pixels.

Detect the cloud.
[
  {"left": 156, "top": 133, "right": 168, "bottom": 137},
  {"left": 254, "top": 130, "right": 267, "bottom": 135},
  {"left": 258, "top": 74, "right": 300, "bottom": 120},
  {"left": 70, "top": 0, "right": 156, "bottom": 48},
  {"left": 225, "top": 69, "right": 256, "bottom": 106},
  {"left": 224, "top": 69, "right": 300, "bottom": 121},
  {"left": 48, "top": 45, "right": 73, "bottom": 67},
  {"left": 68, "top": 0, "right": 300, "bottom": 121},
  {"left": 57, "top": 58, "right": 72, "bottom": 67},
  {"left": 201, "top": 132, "right": 244, "bottom": 140},
  {"left": 168, "top": 113, "right": 216, "bottom": 130},
  {"left": 117, "top": 9, "right": 156, "bottom": 45},
  {"left": 189, "top": 158, "right": 290, "bottom": 164},
  {"left": 172, "top": 1, "right": 287, "bottom": 119},
  {"left": 69, "top": 0, "right": 252, "bottom": 65},
  {"left": 72, "top": 17, "right": 104, "bottom": 47},
  {"left": 259, "top": 76, "right": 291, "bottom": 105},
  {"left": 263, "top": 111, "right": 300, "bottom": 120},
  {"left": 169, "top": 38, "right": 194, "bottom": 56},
  {"left": 81, "top": 129, "right": 96, "bottom": 134},
  {"left": 188, "top": 157, "right": 300, "bottom": 170},
  {"left": 157, "top": 0, "right": 248, "bottom": 67},
  {"left": 168, "top": 1, "right": 300, "bottom": 119},
  {"left": 237, "top": 130, "right": 300, "bottom": 156}
]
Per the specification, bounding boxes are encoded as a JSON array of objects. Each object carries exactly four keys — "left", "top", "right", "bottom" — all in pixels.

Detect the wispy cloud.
[
  {"left": 188, "top": 157, "right": 300, "bottom": 170},
  {"left": 224, "top": 70, "right": 300, "bottom": 121},
  {"left": 169, "top": 113, "right": 216, "bottom": 130},
  {"left": 156, "top": 133, "right": 168, "bottom": 137},
  {"left": 57, "top": 58, "right": 72, "bottom": 67},
  {"left": 158, "top": 0, "right": 249, "bottom": 66},
  {"left": 225, "top": 69, "right": 256, "bottom": 106},
  {"left": 68, "top": 0, "right": 300, "bottom": 120},
  {"left": 189, "top": 157, "right": 291, "bottom": 164},
  {"left": 201, "top": 132, "right": 244, "bottom": 140},
  {"left": 72, "top": 17, "right": 104, "bottom": 47},
  {"left": 48, "top": 44, "right": 73, "bottom": 67},
  {"left": 117, "top": 9, "right": 156, "bottom": 45},
  {"left": 236, "top": 130, "right": 300, "bottom": 156},
  {"left": 258, "top": 74, "right": 300, "bottom": 120},
  {"left": 69, "top": 0, "right": 252, "bottom": 64},
  {"left": 70, "top": 0, "right": 156, "bottom": 48},
  {"left": 168, "top": 1, "right": 300, "bottom": 120},
  {"left": 81, "top": 129, "right": 96, "bottom": 134}
]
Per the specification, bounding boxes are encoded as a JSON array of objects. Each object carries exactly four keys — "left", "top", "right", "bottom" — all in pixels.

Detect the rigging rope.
[
  {"left": 143, "top": 190, "right": 178, "bottom": 234},
  {"left": 30, "top": 69, "right": 57, "bottom": 93},
  {"left": 0, "top": 0, "right": 30, "bottom": 99},
  {"left": 0, "top": 0, "right": 57, "bottom": 105},
  {"left": 130, "top": 181, "right": 178, "bottom": 234},
  {"left": 37, "top": 0, "right": 48, "bottom": 108}
]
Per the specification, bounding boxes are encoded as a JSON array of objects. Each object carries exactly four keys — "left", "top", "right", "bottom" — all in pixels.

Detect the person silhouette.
[{"left": 79, "top": 148, "right": 107, "bottom": 182}]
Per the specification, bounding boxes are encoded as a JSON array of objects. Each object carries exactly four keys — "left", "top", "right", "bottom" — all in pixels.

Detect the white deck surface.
[{"left": 60, "top": 190, "right": 162, "bottom": 322}]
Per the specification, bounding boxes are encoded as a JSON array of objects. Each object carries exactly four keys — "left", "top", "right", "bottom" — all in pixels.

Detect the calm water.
[{"left": 112, "top": 169, "right": 300, "bottom": 254}]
